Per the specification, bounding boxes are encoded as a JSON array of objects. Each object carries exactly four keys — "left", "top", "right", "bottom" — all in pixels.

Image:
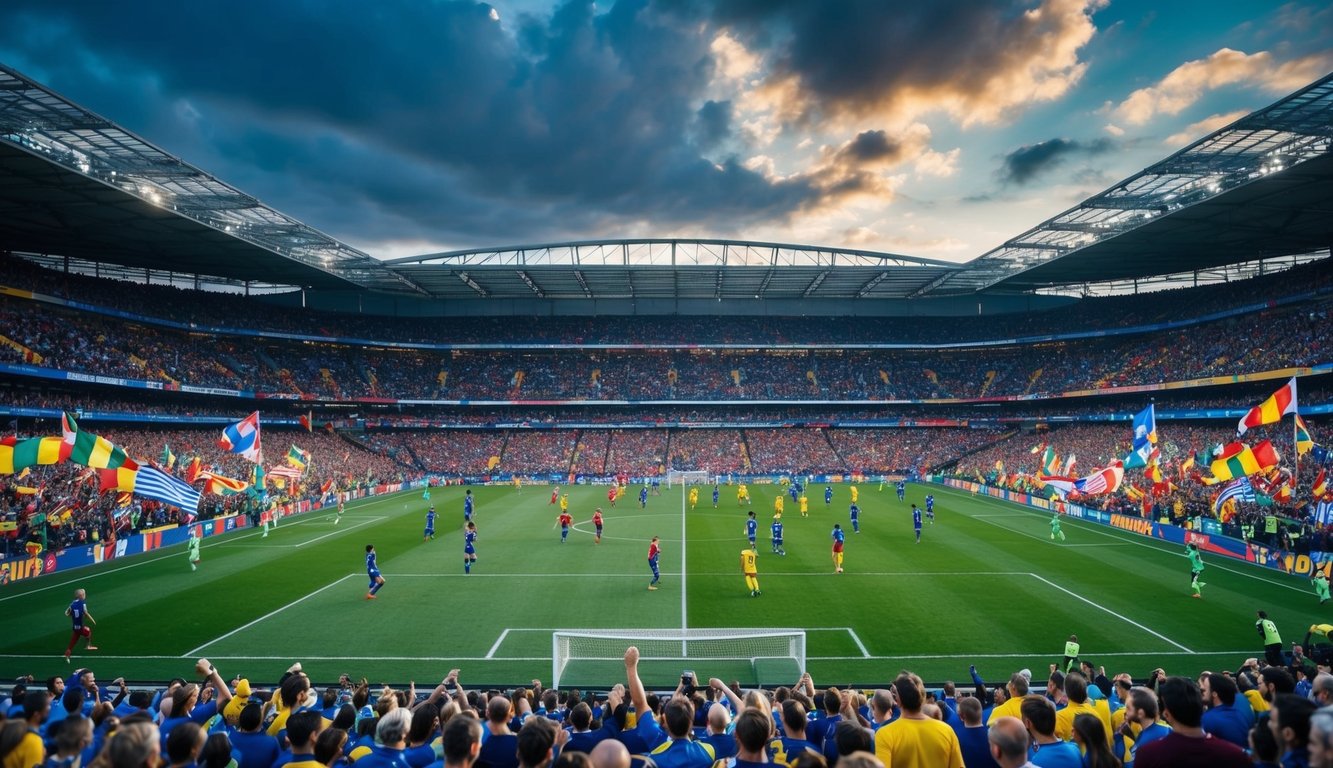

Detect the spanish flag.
[{"left": 1237, "top": 377, "right": 1297, "bottom": 436}]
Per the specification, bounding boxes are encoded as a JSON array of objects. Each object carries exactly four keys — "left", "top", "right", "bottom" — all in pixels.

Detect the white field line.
[
  {"left": 844, "top": 628, "right": 871, "bottom": 658},
  {"left": 1027, "top": 572, "right": 1193, "bottom": 653},
  {"left": 486, "top": 629, "right": 511, "bottom": 660},
  {"left": 0, "top": 513, "right": 331, "bottom": 603},
  {"left": 289, "top": 517, "right": 386, "bottom": 548},
  {"left": 680, "top": 486, "right": 688, "bottom": 633},
  {"left": 183, "top": 574, "right": 356, "bottom": 657},
  {"left": 381, "top": 571, "right": 1031, "bottom": 578},
  {"left": 937, "top": 485, "right": 1313, "bottom": 595}
]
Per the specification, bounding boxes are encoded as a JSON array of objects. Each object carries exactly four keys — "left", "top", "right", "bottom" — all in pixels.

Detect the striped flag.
[
  {"left": 134, "top": 465, "right": 201, "bottom": 514},
  {"left": 0, "top": 435, "right": 70, "bottom": 474},
  {"left": 1076, "top": 461, "right": 1124, "bottom": 496},
  {"left": 161, "top": 444, "right": 176, "bottom": 471},
  {"left": 61, "top": 413, "right": 130, "bottom": 469},
  {"left": 1237, "top": 377, "right": 1297, "bottom": 436},
  {"left": 1296, "top": 415, "right": 1315, "bottom": 457},
  {"left": 98, "top": 459, "right": 141, "bottom": 493},
  {"left": 1313, "top": 468, "right": 1328, "bottom": 499},
  {"left": 1317, "top": 499, "right": 1333, "bottom": 527},
  {"left": 269, "top": 464, "right": 303, "bottom": 480},
  {"left": 1210, "top": 442, "right": 1262, "bottom": 482},
  {"left": 286, "top": 445, "right": 309, "bottom": 470},
  {"left": 219, "top": 411, "right": 263, "bottom": 463},
  {"left": 1213, "top": 476, "right": 1256, "bottom": 513}
]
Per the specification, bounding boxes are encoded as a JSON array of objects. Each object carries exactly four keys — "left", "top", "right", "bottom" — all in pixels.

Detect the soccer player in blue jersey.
[
  {"left": 789, "top": 483, "right": 799, "bottom": 503},
  {"left": 925, "top": 494, "right": 935, "bottom": 524},
  {"left": 464, "top": 522, "right": 478, "bottom": 573},
  {"left": 63, "top": 588, "right": 97, "bottom": 661},
  {"left": 746, "top": 511, "right": 758, "bottom": 547},
  {"left": 365, "top": 545, "right": 385, "bottom": 599},
  {"left": 825, "top": 485, "right": 833, "bottom": 506},
  {"left": 849, "top": 503, "right": 861, "bottom": 534},
  {"left": 831, "top": 525, "right": 845, "bottom": 573},
  {"left": 771, "top": 515, "right": 785, "bottom": 556},
  {"left": 647, "top": 537, "right": 661, "bottom": 590},
  {"left": 464, "top": 490, "right": 474, "bottom": 521},
  {"left": 424, "top": 506, "right": 437, "bottom": 542},
  {"left": 896, "top": 480, "right": 906, "bottom": 501},
  {"left": 911, "top": 504, "right": 922, "bottom": 543},
  {"left": 639, "top": 486, "right": 649, "bottom": 508},
  {"left": 712, "top": 485, "right": 720, "bottom": 508}
]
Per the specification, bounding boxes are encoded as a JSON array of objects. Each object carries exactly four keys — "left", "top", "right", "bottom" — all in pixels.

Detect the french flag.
[{"left": 219, "top": 411, "right": 263, "bottom": 464}]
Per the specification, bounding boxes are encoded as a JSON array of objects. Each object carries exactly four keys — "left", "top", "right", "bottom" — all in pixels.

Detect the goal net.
[
  {"left": 666, "top": 470, "right": 710, "bottom": 488},
  {"left": 552, "top": 628, "right": 805, "bottom": 688}
]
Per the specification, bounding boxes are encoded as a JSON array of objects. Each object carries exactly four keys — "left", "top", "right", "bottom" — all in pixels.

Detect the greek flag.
[
  {"left": 1317, "top": 500, "right": 1333, "bottom": 527},
  {"left": 135, "top": 465, "right": 201, "bottom": 515},
  {"left": 1212, "top": 476, "right": 1255, "bottom": 513}
]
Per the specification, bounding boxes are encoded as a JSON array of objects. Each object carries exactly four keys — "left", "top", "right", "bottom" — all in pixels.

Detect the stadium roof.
[
  {"left": 385, "top": 239, "right": 960, "bottom": 300},
  {"left": 1, "top": 61, "right": 1331, "bottom": 302},
  {"left": 0, "top": 64, "right": 424, "bottom": 295},
  {"left": 926, "top": 72, "right": 1333, "bottom": 295}
]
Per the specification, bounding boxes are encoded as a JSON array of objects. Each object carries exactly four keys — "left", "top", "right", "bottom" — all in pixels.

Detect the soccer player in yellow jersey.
[
  {"left": 560, "top": 494, "right": 569, "bottom": 514},
  {"left": 738, "top": 484, "right": 750, "bottom": 506},
  {"left": 688, "top": 487, "right": 699, "bottom": 510},
  {"left": 850, "top": 485, "right": 859, "bottom": 504},
  {"left": 513, "top": 476, "right": 522, "bottom": 491},
  {"left": 741, "top": 546, "right": 761, "bottom": 597},
  {"left": 774, "top": 495, "right": 784, "bottom": 517},
  {"left": 616, "top": 484, "right": 626, "bottom": 501},
  {"left": 799, "top": 494, "right": 808, "bottom": 517}
]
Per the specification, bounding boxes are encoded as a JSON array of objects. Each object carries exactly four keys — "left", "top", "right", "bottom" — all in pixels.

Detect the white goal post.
[
  {"left": 552, "top": 628, "right": 806, "bottom": 689},
  {"left": 665, "top": 470, "right": 711, "bottom": 488}
]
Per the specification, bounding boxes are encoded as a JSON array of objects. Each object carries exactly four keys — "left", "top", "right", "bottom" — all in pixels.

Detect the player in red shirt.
[
  {"left": 593, "top": 508, "right": 605, "bottom": 544},
  {"left": 647, "top": 536, "right": 661, "bottom": 590},
  {"left": 550, "top": 486, "right": 560, "bottom": 504},
  {"left": 607, "top": 485, "right": 618, "bottom": 507},
  {"left": 557, "top": 511, "right": 573, "bottom": 543}
]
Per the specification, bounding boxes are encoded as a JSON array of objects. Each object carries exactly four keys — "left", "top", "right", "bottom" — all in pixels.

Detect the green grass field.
[{"left": 1, "top": 481, "right": 1326, "bottom": 688}]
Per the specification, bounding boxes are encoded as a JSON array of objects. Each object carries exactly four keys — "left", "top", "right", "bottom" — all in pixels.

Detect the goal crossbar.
[{"left": 552, "top": 628, "right": 806, "bottom": 688}]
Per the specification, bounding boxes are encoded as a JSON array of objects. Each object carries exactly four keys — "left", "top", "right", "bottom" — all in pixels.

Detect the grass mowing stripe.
[{"left": 183, "top": 574, "right": 356, "bottom": 656}]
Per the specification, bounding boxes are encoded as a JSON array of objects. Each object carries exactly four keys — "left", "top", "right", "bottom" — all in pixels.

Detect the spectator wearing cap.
[
  {"left": 230, "top": 702, "right": 279, "bottom": 768},
  {"left": 1134, "top": 677, "right": 1250, "bottom": 768}
]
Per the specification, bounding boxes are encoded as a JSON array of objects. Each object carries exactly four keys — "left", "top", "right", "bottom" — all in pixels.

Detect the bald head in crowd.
[
  {"left": 589, "top": 739, "right": 630, "bottom": 768},
  {"left": 988, "top": 716, "right": 1030, "bottom": 768}
]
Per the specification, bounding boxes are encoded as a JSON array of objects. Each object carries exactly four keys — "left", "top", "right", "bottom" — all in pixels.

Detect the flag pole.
[{"left": 1295, "top": 410, "right": 1300, "bottom": 489}]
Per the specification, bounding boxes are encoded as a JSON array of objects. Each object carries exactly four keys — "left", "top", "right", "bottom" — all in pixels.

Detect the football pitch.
[{"left": 0, "top": 482, "right": 1324, "bottom": 687}]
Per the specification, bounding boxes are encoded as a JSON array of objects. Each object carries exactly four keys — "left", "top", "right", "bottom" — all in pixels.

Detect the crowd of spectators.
[
  {"left": 5, "top": 250, "right": 1330, "bottom": 345},
  {"left": 600, "top": 431, "right": 668, "bottom": 477},
  {"left": 827, "top": 429, "right": 1008, "bottom": 474},
  {"left": 742, "top": 431, "right": 842, "bottom": 477},
  {"left": 5, "top": 645, "right": 1333, "bottom": 768},
  {"left": 668, "top": 430, "right": 748, "bottom": 474},
  {"left": 2, "top": 273, "right": 1332, "bottom": 403},
  {"left": 494, "top": 433, "right": 579, "bottom": 476}
]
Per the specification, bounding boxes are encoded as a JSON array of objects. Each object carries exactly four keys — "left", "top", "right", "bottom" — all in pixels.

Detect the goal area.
[
  {"left": 552, "top": 628, "right": 805, "bottom": 688},
  {"left": 665, "top": 470, "right": 711, "bottom": 488}
]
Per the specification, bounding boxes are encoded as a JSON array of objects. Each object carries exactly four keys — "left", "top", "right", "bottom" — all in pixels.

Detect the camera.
[{"left": 681, "top": 671, "right": 696, "bottom": 693}]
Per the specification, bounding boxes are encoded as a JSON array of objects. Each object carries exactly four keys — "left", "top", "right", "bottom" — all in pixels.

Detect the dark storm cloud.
[
  {"left": 0, "top": 0, "right": 850, "bottom": 247},
  {"left": 997, "top": 137, "right": 1113, "bottom": 185}
]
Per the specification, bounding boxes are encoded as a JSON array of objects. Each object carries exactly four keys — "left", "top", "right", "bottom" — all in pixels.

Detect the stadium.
[{"left": 2, "top": 8, "right": 1333, "bottom": 768}]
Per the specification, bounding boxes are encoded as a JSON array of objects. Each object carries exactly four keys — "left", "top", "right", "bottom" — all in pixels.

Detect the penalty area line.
[
  {"left": 1027, "top": 573, "right": 1193, "bottom": 654},
  {"left": 182, "top": 574, "right": 356, "bottom": 657}
]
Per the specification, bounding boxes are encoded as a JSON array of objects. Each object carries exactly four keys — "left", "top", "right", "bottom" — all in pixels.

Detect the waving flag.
[
  {"left": 1210, "top": 442, "right": 1262, "bottom": 482},
  {"left": 0, "top": 436, "right": 70, "bottom": 474},
  {"left": 62, "top": 412, "right": 130, "bottom": 469},
  {"left": 1075, "top": 461, "right": 1124, "bottom": 496},
  {"left": 1237, "top": 377, "right": 1297, "bottom": 436},
  {"left": 269, "top": 464, "right": 303, "bottom": 481},
  {"left": 220, "top": 411, "right": 263, "bottom": 463},
  {"left": 1212, "top": 477, "right": 1256, "bottom": 513},
  {"left": 97, "top": 459, "right": 140, "bottom": 493},
  {"left": 286, "top": 445, "right": 309, "bottom": 470},
  {"left": 134, "top": 465, "right": 201, "bottom": 514},
  {"left": 1040, "top": 445, "right": 1060, "bottom": 476},
  {"left": 1312, "top": 468, "right": 1328, "bottom": 499},
  {"left": 1124, "top": 405, "right": 1158, "bottom": 469},
  {"left": 199, "top": 471, "right": 249, "bottom": 496},
  {"left": 184, "top": 456, "right": 203, "bottom": 484},
  {"left": 1296, "top": 415, "right": 1315, "bottom": 457},
  {"left": 1251, "top": 440, "right": 1281, "bottom": 472},
  {"left": 161, "top": 444, "right": 176, "bottom": 471},
  {"left": 299, "top": 411, "right": 313, "bottom": 432}
]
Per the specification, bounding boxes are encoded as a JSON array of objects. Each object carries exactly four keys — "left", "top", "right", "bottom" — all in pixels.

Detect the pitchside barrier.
[
  {"left": 930, "top": 475, "right": 1331, "bottom": 578},
  {"left": 0, "top": 479, "right": 435, "bottom": 585}
]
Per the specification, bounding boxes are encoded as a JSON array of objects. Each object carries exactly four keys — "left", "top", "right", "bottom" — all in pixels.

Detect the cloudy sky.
[{"left": 1, "top": 1, "right": 1330, "bottom": 262}]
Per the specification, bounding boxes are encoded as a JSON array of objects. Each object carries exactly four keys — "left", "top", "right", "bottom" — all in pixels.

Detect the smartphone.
[{"left": 682, "top": 670, "right": 695, "bottom": 684}]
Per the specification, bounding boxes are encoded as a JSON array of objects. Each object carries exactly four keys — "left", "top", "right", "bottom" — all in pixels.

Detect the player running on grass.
[
  {"left": 926, "top": 494, "right": 935, "bottom": 523},
  {"left": 464, "top": 490, "right": 474, "bottom": 521},
  {"left": 1186, "top": 542, "right": 1206, "bottom": 598},
  {"left": 1050, "top": 513, "right": 1065, "bottom": 541},
  {"left": 188, "top": 528, "right": 201, "bottom": 571},
  {"left": 831, "top": 524, "right": 845, "bottom": 573},
  {"left": 689, "top": 487, "right": 699, "bottom": 510},
  {"left": 424, "top": 506, "right": 437, "bottom": 542},
  {"left": 63, "top": 588, "right": 98, "bottom": 662},
  {"left": 639, "top": 486, "right": 649, "bottom": 508},
  {"left": 746, "top": 511, "right": 758, "bottom": 547},
  {"left": 849, "top": 503, "right": 860, "bottom": 534},
  {"left": 741, "top": 545, "right": 761, "bottom": 597},
  {"left": 799, "top": 493, "right": 808, "bottom": 518},
  {"left": 365, "top": 545, "right": 385, "bottom": 599},
  {"left": 912, "top": 504, "right": 923, "bottom": 543},
  {"left": 557, "top": 510, "right": 573, "bottom": 543},
  {"left": 593, "top": 508, "right": 604, "bottom": 543},
  {"left": 896, "top": 480, "right": 906, "bottom": 501},
  {"left": 771, "top": 514, "right": 785, "bottom": 555},
  {"left": 647, "top": 536, "right": 661, "bottom": 590},
  {"left": 608, "top": 484, "right": 618, "bottom": 507},
  {"left": 1315, "top": 571, "right": 1331, "bottom": 605},
  {"left": 335, "top": 499, "right": 345, "bottom": 525},
  {"left": 464, "top": 521, "right": 478, "bottom": 573},
  {"left": 825, "top": 485, "right": 833, "bottom": 507},
  {"left": 713, "top": 485, "right": 720, "bottom": 508}
]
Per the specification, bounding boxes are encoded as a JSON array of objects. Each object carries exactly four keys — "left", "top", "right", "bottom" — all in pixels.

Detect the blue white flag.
[
  {"left": 1124, "top": 404, "right": 1157, "bottom": 469},
  {"left": 135, "top": 465, "right": 201, "bottom": 515},
  {"left": 219, "top": 411, "right": 263, "bottom": 463},
  {"left": 1212, "top": 476, "right": 1255, "bottom": 513},
  {"left": 1317, "top": 499, "right": 1333, "bottom": 527}
]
